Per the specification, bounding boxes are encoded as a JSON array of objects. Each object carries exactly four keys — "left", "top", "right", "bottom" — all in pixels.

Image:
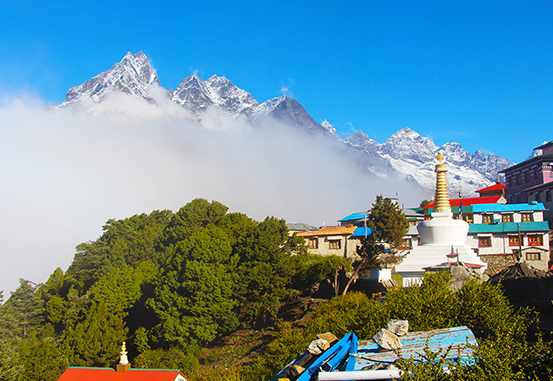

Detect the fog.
[{"left": 0, "top": 93, "right": 426, "bottom": 295}]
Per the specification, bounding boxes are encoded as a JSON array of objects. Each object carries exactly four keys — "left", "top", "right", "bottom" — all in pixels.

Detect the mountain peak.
[
  {"left": 60, "top": 51, "right": 160, "bottom": 107},
  {"left": 321, "top": 119, "right": 339, "bottom": 137}
]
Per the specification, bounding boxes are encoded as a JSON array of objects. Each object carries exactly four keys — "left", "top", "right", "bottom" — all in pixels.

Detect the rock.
[
  {"left": 387, "top": 319, "right": 409, "bottom": 336},
  {"left": 373, "top": 328, "right": 403, "bottom": 350},
  {"left": 316, "top": 332, "right": 339, "bottom": 345},
  {"left": 288, "top": 365, "right": 305, "bottom": 377},
  {"left": 307, "top": 339, "right": 330, "bottom": 355}
]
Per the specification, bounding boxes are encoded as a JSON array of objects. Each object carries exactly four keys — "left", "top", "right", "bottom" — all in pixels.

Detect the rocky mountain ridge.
[{"left": 57, "top": 51, "right": 513, "bottom": 196}]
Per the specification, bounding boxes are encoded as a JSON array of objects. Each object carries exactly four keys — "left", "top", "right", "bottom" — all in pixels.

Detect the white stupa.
[{"left": 395, "top": 152, "right": 487, "bottom": 286}]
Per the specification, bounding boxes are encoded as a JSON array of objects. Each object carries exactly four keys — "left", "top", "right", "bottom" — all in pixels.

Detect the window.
[
  {"left": 534, "top": 168, "right": 539, "bottom": 179},
  {"left": 516, "top": 175, "right": 521, "bottom": 186},
  {"left": 509, "top": 236, "right": 520, "bottom": 246},
  {"left": 526, "top": 252, "right": 541, "bottom": 261},
  {"left": 546, "top": 190, "right": 552, "bottom": 202},
  {"left": 463, "top": 214, "right": 473, "bottom": 223},
  {"left": 308, "top": 238, "right": 318, "bottom": 249},
  {"left": 482, "top": 214, "right": 493, "bottom": 224},
  {"left": 536, "top": 192, "right": 541, "bottom": 203},
  {"left": 528, "top": 235, "right": 543, "bottom": 246},
  {"left": 479, "top": 237, "right": 492, "bottom": 247},
  {"left": 525, "top": 172, "right": 531, "bottom": 183},
  {"left": 521, "top": 213, "right": 533, "bottom": 222},
  {"left": 329, "top": 240, "right": 341, "bottom": 249},
  {"left": 502, "top": 214, "right": 513, "bottom": 223},
  {"left": 399, "top": 238, "right": 412, "bottom": 249}
]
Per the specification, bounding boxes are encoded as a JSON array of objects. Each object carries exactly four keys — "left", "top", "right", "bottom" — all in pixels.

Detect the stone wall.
[{"left": 480, "top": 253, "right": 519, "bottom": 276}]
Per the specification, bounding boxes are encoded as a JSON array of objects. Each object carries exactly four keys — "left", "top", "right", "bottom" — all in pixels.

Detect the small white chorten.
[{"left": 395, "top": 152, "right": 487, "bottom": 286}]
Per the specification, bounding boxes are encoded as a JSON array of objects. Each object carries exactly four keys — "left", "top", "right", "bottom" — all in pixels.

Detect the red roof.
[
  {"left": 57, "top": 368, "right": 186, "bottom": 381},
  {"left": 475, "top": 183, "right": 506, "bottom": 193},
  {"left": 423, "top": 195, "right": 504, "bottom": 209}
]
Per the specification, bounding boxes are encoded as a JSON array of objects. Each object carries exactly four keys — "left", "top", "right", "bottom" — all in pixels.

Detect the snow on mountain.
[
  {"left": 252, "top": 95, "right": 329, "bottom": 135},
  {"left": 59, "top": 52, "right": 161, "bottom": 108},
  {"left": 321, "top": 119, "right": 339, "bottom": 137},
  {"left": 55, "top": 51, "right": 514, "bottom": 197},
  {"left": 344, "top": 127, "right": 512, "bottom": 196},
  {"left": 171, "top": 74, "right": 258, "bottom": 117}
]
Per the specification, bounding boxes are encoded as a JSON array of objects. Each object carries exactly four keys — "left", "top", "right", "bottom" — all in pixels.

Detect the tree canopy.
[{"left": 0, "top": 198, "right": 346, "bottom": 380}]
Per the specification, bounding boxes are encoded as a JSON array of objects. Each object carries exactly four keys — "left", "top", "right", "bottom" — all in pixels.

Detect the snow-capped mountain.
[
  {"left": 60, "top": 52, "right": 161, "bottom": 108},
  {"left": 345, "top": 127, "right": 512, "bottom": 196},
  {"left": 252, "top": 95, "right": 329, "bottom": 135},
  {"left": 56, "top": 51, "right": 513, "bottom": 196},
  {"left": 171, "top": 74, "right": 259, "bottom": 117}
]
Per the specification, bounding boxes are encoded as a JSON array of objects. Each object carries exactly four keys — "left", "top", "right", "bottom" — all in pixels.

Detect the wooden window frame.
[
  {"left": 399, "top": 238, "right": 412, "bottom": 250},
  {"left": 502, "top": 214, "right": 513, "bottom": 223},
  {"left": 482, "top": 214, "right": 493, "bottom": 224},
  {"left": 521, "top": 213, "right": 533, "bottom": 222},
  {"left": 329, "top": 240, "right": 341, "bottom": 249},
  {"left": 479, "top": 237, "right": 492, "bottom": 247},
  {"left": 308, "top": 238, "right": 318, "bottom": 249},
  {"left": 528, "top": 235, "right": 543, "bottom": 246},
  {"left": 509, "top": 236, "right": 520, "bottom": 246},
  {"left": 526, "top": 252, "right": 541, "bottom": 261}
]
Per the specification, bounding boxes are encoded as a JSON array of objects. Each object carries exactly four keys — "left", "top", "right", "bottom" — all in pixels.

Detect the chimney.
[{"left": 116, "top": 342, "right": 131, "bottom": 372}]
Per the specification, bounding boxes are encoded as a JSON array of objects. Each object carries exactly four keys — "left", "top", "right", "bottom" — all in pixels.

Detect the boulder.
[
  {"left": 387, "top": 319, "right": 409, "bottom": 336},
  {"left": 373, "top": 328, "right": 402, "bottom": 350}
]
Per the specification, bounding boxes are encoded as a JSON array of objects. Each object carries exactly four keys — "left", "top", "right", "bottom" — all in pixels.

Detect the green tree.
[
  {"left": 371, "top": 195, "right": 409, "bottom": 249},
  {"left": 62, "top": 301, "right": 128, "bottom": 367},
  {"left": 149, "top": 225, "right": 239, "bottom": 347},
  {"left": 343, "top": 196, "right": 409, "bottom": 294},
  {"left": 158, "top": 199, "right": 228, "bottom": 250},
  {"left": 0, "top": 280, "right": 45, "bottom": 340},
  {"left": 18, "top": 336, "right": 69, "bottom": 381},
  {"left": 0, "top": 339, "right": 22, "bottom": 381},
  {"left": 134, "top": 348, "right": 199, "bottom": 374}
]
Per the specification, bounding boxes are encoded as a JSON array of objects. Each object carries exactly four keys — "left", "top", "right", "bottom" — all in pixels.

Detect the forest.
[
  {"left": 1, "top": 198, "right": 552, "bottom": 381},
  {"left": 0, "top": 198, "right": 348, "bottom": 380}
]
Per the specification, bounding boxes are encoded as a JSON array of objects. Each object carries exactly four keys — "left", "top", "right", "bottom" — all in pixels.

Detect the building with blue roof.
[{"left": 462, "top": 202, "right": 551, "bottom": 272}]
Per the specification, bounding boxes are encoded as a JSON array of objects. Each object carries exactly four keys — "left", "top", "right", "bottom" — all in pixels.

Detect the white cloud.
[{"left": 0, "top": 94, "right": 425, "bottom": 295}]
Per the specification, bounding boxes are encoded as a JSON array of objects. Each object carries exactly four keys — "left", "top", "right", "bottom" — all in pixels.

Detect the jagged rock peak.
[
  {"left": 381, "top": 127, "right": 437, "bottom": 161},
  {"left": 321, "top": 119, "right": 339, "bottom": 137},
  {"left": 60, "top": 51, "right": 160, "bottom": 107},
  {"left": 344, "top": 131, "right": 378, "bottom": 148},
  {"left": 172, "top": 73, "right": 258, "bottom": 116},
  {"left": 253, "top": 95, "right": 328, "bottom": 134}
]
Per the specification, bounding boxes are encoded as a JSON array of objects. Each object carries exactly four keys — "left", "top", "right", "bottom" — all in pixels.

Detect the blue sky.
[{"left": 1, "top": 0, "right": 552, "bottom": 163}]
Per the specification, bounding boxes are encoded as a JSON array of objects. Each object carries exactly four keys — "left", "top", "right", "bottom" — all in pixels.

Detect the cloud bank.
[{"left": 0, "top": 94, "right": 425, "bottom": 295}]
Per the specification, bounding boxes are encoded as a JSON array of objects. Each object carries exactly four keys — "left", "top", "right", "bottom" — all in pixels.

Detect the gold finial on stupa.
[{"left": 433, "top": 152, "right": 451, "bottom": 213}]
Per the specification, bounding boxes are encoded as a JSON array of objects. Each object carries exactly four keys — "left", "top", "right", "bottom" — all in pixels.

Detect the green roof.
[{"left": 468, "top": 221, "right": 549, "bottom": 234}]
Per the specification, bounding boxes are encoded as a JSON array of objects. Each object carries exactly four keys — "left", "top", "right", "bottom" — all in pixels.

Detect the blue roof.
[
  {"left": 351, "top": 227, "right": 373, "bottom": 237},
  {"left": 338, "top": 211, "right": 369, "bottom": 222},
  {"left": 470, "top": 202, "right": 545, "bottom": 213},
  {"left": 469, "top": 221, "right": 550, "bottom": 234}
]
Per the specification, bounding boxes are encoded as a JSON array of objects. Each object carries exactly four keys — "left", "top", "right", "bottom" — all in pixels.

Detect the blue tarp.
[{"left": 351, "top": 226, "right": 373, "bottom": 237}]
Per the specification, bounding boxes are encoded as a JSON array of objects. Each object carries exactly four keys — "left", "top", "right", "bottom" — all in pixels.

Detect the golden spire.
[{"left": 433, "top": 152, "right": 451, "bottom": 213}]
